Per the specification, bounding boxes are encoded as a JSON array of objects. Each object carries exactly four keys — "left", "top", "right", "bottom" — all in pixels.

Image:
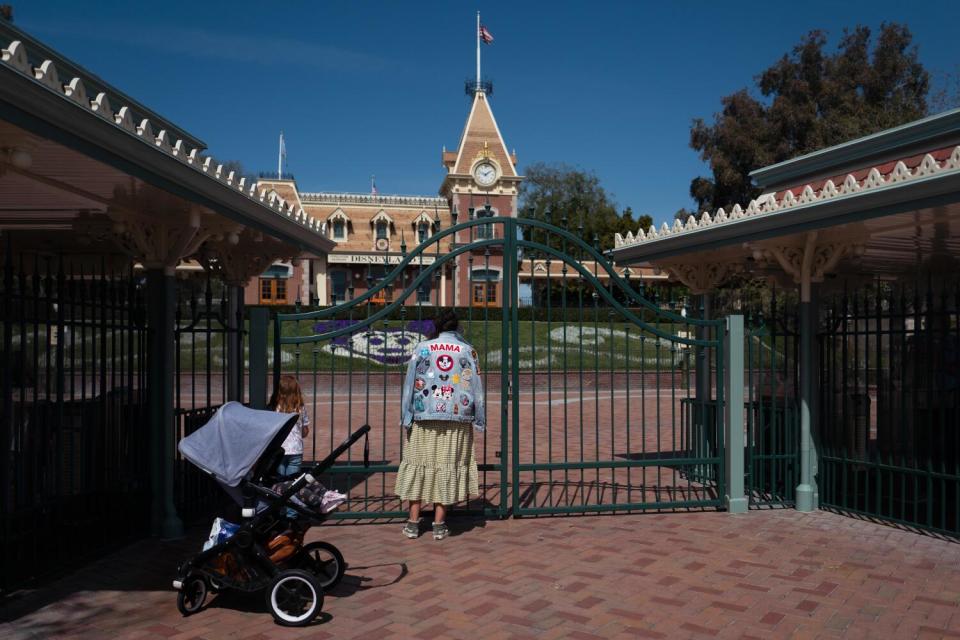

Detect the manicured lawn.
[
  {"left": 6, "top": 318, "right": 787, "bottom": 374},
  {"left": 272, "top": 318, "right": 697, "bottom": 372}
]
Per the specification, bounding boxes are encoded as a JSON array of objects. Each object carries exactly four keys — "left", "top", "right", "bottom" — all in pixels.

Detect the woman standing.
[{"left": 394, "top": 310, "right": 484, "bottom": 540}]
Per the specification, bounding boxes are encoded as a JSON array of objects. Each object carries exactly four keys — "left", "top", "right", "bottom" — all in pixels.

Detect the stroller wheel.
[
  {"left": 176, "top": 575, "right": 208, "bottom": 616},
  {"left": 267, "top": 569, "right": 324, "bottom": 627},
  {"left": 297, "top": 541, "right": 345, "bottom": 590}
]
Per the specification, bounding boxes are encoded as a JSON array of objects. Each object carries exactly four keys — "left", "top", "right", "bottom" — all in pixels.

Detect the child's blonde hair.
[{"left": 270, "top": 374, "right": 304, "bottom": 413}]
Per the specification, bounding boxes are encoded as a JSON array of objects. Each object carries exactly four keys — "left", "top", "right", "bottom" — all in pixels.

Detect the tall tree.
[
  {"left": 618, "top": 206, "right": 654, "bottom": 237},
  {"left": 221, "top": 160, "right": 257, "bottom": 183},
  {"left": 689, "top": 23, "right": 930, "bottom": 213},
  {"left": 519, "top": 162, "right": 638, "bottom": 251}
]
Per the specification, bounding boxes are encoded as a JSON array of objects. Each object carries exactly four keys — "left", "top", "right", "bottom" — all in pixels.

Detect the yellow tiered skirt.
[{"left": 394, "top": 421, "right": 479, "bottom": 505}]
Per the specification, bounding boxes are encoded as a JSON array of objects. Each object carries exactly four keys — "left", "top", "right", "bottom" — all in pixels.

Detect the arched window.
[
  {"left": 417, "top": 222, "right": 429, "bottom": 244},
  {"left": 470, "top": 205, "right": 495, "bottom": 240},
  {"left": 376, "top": 220, "right": 388, "bottom": 240},
  {"left": 330, "top": 270, "right": 348, "bottom": 304},
  {"left": 332, "top": 219, "right": 346, "bottom": 240},
  {"left": 417, "top": 277, "right": 431, "bottom": 303}
]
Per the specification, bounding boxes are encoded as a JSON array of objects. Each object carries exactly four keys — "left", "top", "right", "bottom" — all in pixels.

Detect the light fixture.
[{"left": 9, "top": 147, "right": 32, "bottom": 170}]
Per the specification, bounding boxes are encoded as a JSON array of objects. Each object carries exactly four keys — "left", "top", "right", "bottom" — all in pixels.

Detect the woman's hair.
[
  {"left": 269, "top": 374, "right": 304, "bottom": 413},
  {"left": 428, "top": 308, "right": 459, "bottom": 340}
]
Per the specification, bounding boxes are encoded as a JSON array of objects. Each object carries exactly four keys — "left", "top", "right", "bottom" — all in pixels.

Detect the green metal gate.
[{"left": 269, "top": 216, "right": 726, "bottom": 519}]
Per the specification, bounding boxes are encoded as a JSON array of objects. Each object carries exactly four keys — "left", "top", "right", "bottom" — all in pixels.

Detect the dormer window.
[
  {"left": 327, "top": 209, "right": 350, "bottom": 241},
  {"left": 371, "top": 210, "right": 394, "bottom": 240},
  {"left": 412, "top": 211, "right": 434, "bottom": 245}
]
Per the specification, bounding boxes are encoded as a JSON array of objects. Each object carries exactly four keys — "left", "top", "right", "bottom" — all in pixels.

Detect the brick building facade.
[{"left": 252, "top": 88, "right": 519, "bottom": 307}]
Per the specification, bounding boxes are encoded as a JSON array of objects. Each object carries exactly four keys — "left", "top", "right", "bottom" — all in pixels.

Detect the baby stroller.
[{"left": 172, "top": 402, "right": 370, "bottom": 626}]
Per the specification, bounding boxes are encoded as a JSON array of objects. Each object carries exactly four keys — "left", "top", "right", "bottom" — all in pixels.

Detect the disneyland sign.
[{"left": 327, "top": 253, "right": 437, "bottom": 266}]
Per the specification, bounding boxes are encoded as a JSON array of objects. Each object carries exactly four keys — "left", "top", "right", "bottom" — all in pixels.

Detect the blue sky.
[{"left": 16, "top": 1, "right": 960, "bottom": 225}]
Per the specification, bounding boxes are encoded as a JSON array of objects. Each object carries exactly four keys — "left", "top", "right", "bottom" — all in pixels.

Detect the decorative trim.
[
  {"left": 109, "top": 215, "right": 217, "bottom": 269},
  {"left": 614, "top": 146, "right": 960, "bottom": 251},
  {"left": 371, "top": 209, "right": 394, "bottom": 227},
  {"left": 301, "top": 192, "right": 448, "bottom": 208},
  {"left": 659, "top": 262, "right": 741, "bottom": 294},
  {"left": 200, "top": 231, "right": 299, "bottom": 286},
  {"left": 0, "top": 34, "right": 324, "bottom": 238},
  {"left": 750, "top": 107, "right": 960, "bottom": 189},
  {"left": 755, "top": 239, "right": 862, "bottom": 284},
  {"left": 412, "top": 211, "right": 434, "bottom": 227}
]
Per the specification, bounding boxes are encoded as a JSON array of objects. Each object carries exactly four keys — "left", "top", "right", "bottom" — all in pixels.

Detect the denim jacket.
[{"left": 400, "top": 331, "right": 485, "bottom": 431}]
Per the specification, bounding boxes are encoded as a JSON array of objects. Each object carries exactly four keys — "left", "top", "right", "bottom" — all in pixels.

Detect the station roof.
[
  {"left": 612, "top": 108, "right": 960, "bottom": 280},
  {"left": 0, "top": 21, "right": 334, "bottom": 263}
]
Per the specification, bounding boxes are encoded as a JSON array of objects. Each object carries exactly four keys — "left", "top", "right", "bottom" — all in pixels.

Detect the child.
[{"left": 269, "top": 375, "right": 310, "bottom": 480}]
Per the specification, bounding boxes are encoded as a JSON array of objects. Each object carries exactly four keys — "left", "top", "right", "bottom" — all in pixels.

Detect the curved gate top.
[{"left": 268, "top": 216, "right": 726, "bottom": 519}]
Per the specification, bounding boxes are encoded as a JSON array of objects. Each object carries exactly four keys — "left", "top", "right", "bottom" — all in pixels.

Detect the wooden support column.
[
  {"left": 146, "top": 267, "right": 183, "bottom": 538},
  {"left": 756, "top": 232, "right": 861, "bottom": 512}
]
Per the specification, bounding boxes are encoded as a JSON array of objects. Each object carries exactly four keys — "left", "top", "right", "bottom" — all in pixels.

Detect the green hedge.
[{"left": 248, "top": 303, "right": 689, "bottom": 324}]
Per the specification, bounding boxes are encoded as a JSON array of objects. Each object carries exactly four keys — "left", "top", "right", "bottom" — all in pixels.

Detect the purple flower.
[{"left": 312, "top": 319, "right": 432, "bottom": 365}]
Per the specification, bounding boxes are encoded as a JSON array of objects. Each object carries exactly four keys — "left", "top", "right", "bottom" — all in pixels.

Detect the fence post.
[
  {"left": 248, "top": 306, "right": 268, "bottom": 409},
  {"left": 795, "top": 287, "right": 818, "bottom": 511},
  {"left": 724, "top": 314, "right": 748, "bottom": 513}
]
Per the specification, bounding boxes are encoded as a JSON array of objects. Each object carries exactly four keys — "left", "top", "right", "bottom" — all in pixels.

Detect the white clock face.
[{"left": 473, "top": 162, "right": 497, "bottom": 187}]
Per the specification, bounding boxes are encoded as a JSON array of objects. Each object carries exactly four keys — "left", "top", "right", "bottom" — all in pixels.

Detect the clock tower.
[{"left": 440, "top": 86, "right": 522, "bottom": 307}]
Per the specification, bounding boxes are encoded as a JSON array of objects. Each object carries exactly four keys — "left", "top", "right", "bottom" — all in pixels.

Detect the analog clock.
[{"left": 473, "top": 162, "right": 497, "bottom": 187}]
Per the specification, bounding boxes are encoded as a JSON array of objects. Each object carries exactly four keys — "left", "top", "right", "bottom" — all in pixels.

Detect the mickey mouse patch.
[{"left": 436, "top": 354, "right": 454, "bottom": 372}]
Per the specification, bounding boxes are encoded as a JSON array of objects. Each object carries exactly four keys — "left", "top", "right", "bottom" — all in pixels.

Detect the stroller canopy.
[{"left": 178, "top": 402, "right": 299, "bottom": 487}]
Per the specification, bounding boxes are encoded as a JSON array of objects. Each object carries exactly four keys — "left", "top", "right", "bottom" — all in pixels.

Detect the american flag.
[
  {"left": 479, "top": 24, "right": 494, "bottom": 44},
  {"left": 371, "top": 175, "right": 378, "bottom": 195}
]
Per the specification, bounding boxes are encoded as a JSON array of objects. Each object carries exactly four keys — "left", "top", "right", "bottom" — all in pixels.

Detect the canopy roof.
[
  {"left": 0, "top": 21, "right": 334, "bottom": 266},
  {"left": 613, "top": 109, "right": 960, "bottom": 281}
]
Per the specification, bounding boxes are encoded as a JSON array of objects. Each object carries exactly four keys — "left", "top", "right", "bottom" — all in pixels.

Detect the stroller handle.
[
  {"left": 259, "top": 424, "right": 371, "bottom": 520},
  {"left": 308, "top": 423, "right": 371, "bottom": 476}
]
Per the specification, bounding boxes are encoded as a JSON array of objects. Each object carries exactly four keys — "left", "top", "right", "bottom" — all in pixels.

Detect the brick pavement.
[{"left": 3, "top": 509, "right": 960, "bottom": 639}]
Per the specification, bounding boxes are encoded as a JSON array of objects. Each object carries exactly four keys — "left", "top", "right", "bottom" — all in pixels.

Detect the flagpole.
[
  {"left": 476, "top": 11, "right": 481, "bottom": 91},
  {"left": 278, "top": 131, "right": 283, "bottom": 179}
]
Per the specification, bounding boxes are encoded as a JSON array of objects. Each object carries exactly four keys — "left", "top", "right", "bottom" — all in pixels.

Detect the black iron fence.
[
  {"left": 0, "top": 253, "right": 149, "bottom": 592},
  {"left": 743, "top": 291, "right": 799, "bottom": 508},
  {"left": 173, "top": 276, "right": 244, "bottom": 522},
  {"left": 818, "top": 281, "right": 960, "bottom": 536}
]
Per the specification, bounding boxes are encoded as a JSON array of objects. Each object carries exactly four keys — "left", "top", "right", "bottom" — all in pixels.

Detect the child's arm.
[{"left": 301, "top": 409, "right": 310, "bottom": 438}]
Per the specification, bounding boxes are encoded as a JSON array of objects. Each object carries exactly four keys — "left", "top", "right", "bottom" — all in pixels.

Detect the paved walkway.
[{"left": 2, "top": 510, "right": 960, "bottom": 639}]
